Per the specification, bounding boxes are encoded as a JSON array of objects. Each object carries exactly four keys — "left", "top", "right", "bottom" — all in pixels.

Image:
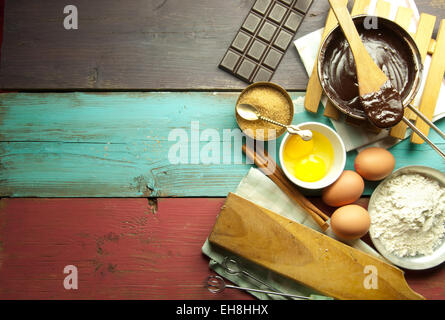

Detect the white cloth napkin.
[
  {"left": 233, "top": 168, "right": 382, "bottom": 256},
  {"left": 294, "top": 0, "right": 445, "bottom": 151},
  {"left": 202, "top": 168, "right": 386, "bottom": 299}
]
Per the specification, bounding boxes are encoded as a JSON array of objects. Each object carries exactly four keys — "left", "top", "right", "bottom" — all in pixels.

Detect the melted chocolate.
[
  {"left": 360, "top": 81, "right": 404, "bottom": 128},
  {"left": 320, "top": 17, "right": 418, "bottom": 121}
]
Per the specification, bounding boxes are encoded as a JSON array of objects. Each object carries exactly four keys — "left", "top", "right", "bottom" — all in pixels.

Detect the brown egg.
[
  {"left": 354, "top": 147, "right": 395, "bottom": 181},
  {"left": 330, "top": 205, "right": 371, "bottom": 240},
  {"left": 322, "top": 170, "right": 364, "bottom": 207}
]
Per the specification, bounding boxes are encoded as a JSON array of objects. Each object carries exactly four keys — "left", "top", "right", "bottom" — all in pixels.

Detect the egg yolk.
[
  {"left": 292, "top": 155, "right": 327, "bottom": 182},
  {"left": 283, "top": 131, "right": 334, "bottom": 182}
]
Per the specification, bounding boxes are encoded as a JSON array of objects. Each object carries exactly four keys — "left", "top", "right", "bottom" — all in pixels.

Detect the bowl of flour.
[{"left": 368, "top": 166, "right": 445, "bottom": 270}]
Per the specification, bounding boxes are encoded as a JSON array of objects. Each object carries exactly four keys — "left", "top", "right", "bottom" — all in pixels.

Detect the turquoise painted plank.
[
  {"left": 345, "top": 119, "right": 445, "bottom": 192},
  {"left": 0, "top": 92, "right": 443, "bottom": 197}
]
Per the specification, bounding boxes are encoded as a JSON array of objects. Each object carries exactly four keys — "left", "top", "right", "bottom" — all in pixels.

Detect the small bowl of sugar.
[{"left": 235, "top": 82, "right": 294, "bottom": 141}]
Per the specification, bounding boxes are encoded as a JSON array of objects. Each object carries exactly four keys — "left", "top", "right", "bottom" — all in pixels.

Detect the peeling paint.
[
  {"left": 96, "top": 232, "right": 120, "bottom": 255},
  {"left": 131, "top": 175, "right": 155, "bottom": 196},
  {"left": 147, "top": 198, "right": 158, "bottom": 215}
]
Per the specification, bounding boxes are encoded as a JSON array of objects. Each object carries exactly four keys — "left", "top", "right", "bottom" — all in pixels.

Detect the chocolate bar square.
[
  {"left": 237, "top": 58, "right": 257, "bottom": 81},
  {"left": 242, "top": 13, "right": 262, "bottom": 34},
  {"left": 294, "top": 0, "right": 313, "bottom": 13},
  {"left": 268, "top": 3, "right": 287, "bottom": 23},
  {"left": 219, "top": 0, "right": 312, "bottom": 83},
  {"left": 253, "top": 67, "right": 274, "bottom": 82},
  {"left": 279, "top": 0, "right": 293, "bottom": 5},
  {"left": 263, "top": 48, "right": 283, "bottom": 69},
  {"left": 247, "top": 40, "right": 267, "bottom": 61},
  {"left": 284, "top": 11, "right": 303, "bottom": 32},
  {"left": 220, "top": 50, "right": 241, "bottom": 72},
  {"left": 258, "top": 21, "right": 278, "bottom": 42},
  {"left": 273, "top": 29, "right": 293, "bottom": 51},
  {"left": 231, "top": 31, "right": 252, "bottom": 52},
  {"left": 253, "top": 0, "right": 272, "bottom": 15}
]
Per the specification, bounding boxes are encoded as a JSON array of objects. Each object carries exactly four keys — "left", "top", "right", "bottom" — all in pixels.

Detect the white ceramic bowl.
[
  {"left": 368, "top": 166, "right": 445, "bottom": 270},
  {"left": 279, "top": 122, "right": 346, "bottom": 190}
]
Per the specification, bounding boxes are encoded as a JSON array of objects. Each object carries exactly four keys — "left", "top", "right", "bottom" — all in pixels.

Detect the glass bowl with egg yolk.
[{"left": 282, "top": 131, "right": 334, "bottom": 182}]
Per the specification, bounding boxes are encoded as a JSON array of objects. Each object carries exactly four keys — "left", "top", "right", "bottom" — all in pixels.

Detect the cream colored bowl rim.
[
  {"left": 368, "top": 165, "right": 445, "bottom": 270},
  {"left": 279, "top": 122, "right": 346, "bottom": 190}
]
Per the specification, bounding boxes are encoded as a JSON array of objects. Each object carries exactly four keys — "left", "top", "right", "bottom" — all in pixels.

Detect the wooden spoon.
[{"left": 328, "top": 0, "right": 404, "bottom": 128}]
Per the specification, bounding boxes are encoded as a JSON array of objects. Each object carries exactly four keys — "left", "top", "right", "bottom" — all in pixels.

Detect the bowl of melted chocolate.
[{"left": 318, "top": 15, "right": 423, "bottom": 122}]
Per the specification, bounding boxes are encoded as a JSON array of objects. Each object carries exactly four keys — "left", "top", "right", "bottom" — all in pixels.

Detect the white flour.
[{"left": 369, "top": 173, "right": 445, "bottom": 257}]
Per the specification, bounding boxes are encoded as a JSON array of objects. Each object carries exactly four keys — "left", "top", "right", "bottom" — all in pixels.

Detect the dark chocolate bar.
[{"left": 219, "top": 0, "right": 313, "bottom": 83}]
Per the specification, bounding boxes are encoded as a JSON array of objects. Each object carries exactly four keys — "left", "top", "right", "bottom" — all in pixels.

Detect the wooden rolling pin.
[{"left": 209, "top": 193, "right": 424, "bottom": 300}]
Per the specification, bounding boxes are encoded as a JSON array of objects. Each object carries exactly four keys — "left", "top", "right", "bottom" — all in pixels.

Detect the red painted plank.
[
  {"left": 0, "top": 198, "right": 443, "bottom": 300},
  {"left": 0, "top": 198, "right": 250, "bottom": 300}
]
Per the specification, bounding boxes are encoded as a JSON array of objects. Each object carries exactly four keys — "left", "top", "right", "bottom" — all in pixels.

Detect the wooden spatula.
[{"left": 328, "top": 0, "right": 404, "bottom": 128}]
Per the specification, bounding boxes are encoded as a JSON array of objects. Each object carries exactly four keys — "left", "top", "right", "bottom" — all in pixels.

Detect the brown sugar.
[{"left": 236, "top": 85, "right": 293, "bottom": 140}]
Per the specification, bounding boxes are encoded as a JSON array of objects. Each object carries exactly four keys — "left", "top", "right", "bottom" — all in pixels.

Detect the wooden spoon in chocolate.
[{"left": 328, "top": 0, "right": 404, "bottom": 128}]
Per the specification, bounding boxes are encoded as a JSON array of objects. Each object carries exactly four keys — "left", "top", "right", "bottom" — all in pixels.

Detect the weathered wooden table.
[{"left": 0, "top": 0, "right": 444, "bottom": 300}]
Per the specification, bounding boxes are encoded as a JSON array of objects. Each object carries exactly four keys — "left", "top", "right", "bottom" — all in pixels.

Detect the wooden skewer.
[
  {"left": 242, "top": 144, "right": 330, "bottom": 232},
  {"left": 244, "top": 145, "right": 329, "bottom": 222},
  {"left": 260, "top": 148, "right": 330, "bottom": 222},
  {"left": 243, "top": 145, "right": 329, "bottom": 231}
]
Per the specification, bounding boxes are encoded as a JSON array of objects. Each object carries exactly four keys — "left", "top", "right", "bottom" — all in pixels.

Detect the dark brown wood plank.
[
  {"left": 0, "top": 0, "right": 443, "bottom": 90},
  {"left": 0, "top": 0, "right": 328, "bottom": 90}
]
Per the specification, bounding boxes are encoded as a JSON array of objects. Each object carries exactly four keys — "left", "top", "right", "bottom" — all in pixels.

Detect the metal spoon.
[{"left": 236, "top": 103, "right": 313, "bottom": 141}]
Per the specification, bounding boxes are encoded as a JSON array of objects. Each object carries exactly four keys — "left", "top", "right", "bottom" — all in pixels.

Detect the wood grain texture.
[
  {"left": 304, "top": 0, "right": 348, "bottom": 114},
  {"left": 0, "top": 91, "right": 310, "bottom": 197},
  {"left": 0, "top": 197, "right": 444, "bottom": 300},
  {"left": 375, "top": 0, "right": 390, "bottom": 17},
  {"left": 210, "top": 193, "right": 424, "bottom": 300},
  {"left": 0, "top": 0, "right": 4, "bottom": 63},
  {"left": 390, "top": 13, "right": 436, "bottom": 139},
  {"left": 323, "top": 0, "right": 371, "bottom": 120},
  {"left": 0, "top": 0, "right": 443, "bottom": 90},
  {"left": 394, "top": 6, "right": 413, "bottom": 31},
  {"left": 429, "top": 38, "right": 436, "bottom": 54},
  {"left": 417, "top": 14, "right": 438, "bottom": 61},
  {"left": 0, "top": 197, "right": 252, "bottom": 300},
  {"left": 329, "top": 0, "right": 389, "bottom": 98},
  {"left": 0, "top": 92, "right": 444, "bottom": 197},
  {"left": 415, "top": 0, "right": 445, "bottom": 38},
  {"left": 390, "top": 7, "right": 416, "bottom": 123},
  {"left": 411, "top": 19, "right": 445, "bottom": 144},
  {"left": 0, "top": 0, "right": 327, "bottom": 90}
]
